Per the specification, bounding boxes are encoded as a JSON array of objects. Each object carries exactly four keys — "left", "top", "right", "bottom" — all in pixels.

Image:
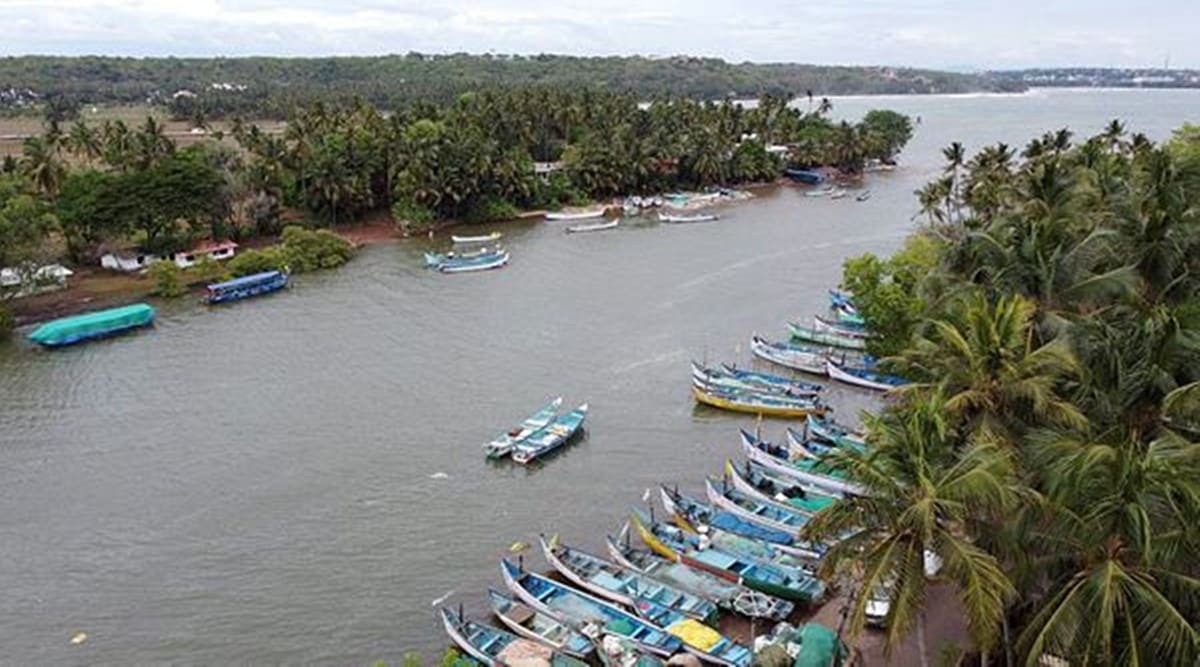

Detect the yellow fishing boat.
[{"left": 690, "top": 385, "right": 826, "bottom": 418}]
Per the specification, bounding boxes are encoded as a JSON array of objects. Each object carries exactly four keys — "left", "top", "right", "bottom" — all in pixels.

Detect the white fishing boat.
[
  {"left": 545, "top": 209, "right": 606, "bottom": 221},
  {"left": 658, "top": 212, "right": 718, "bottom": 223},
  {"left": 451, "top": 231, "right": 502, "bottom": 244},
  {"left": 804, "top": 188, "right": 835, "bottom": 198},
  {"left": 829, "top": 189, "right": 848, "bottom": 200},
  {"left": 439, "top": 250, "right": 510, "bottom": 273},
  {"left": 566, "top": 219, "right": 619, "bottom": 234}
]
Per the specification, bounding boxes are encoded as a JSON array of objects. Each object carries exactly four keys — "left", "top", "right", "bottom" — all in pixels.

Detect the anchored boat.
[
  {"left": 486, "top": 588, "right": 596, "bottom": 661},
  {"left": 511, "top": 403, "right": 588, "bottom": 464},
  {"left": 440, "top": 605, "right": 588, "bottom": 667},
  {"left": 566, "top": 219, "right": 619, "bottom": 234},
  {"left": 484, "top": 397, "right": 564, "bottom": 459},
  {"left": 658, "top": 213, "right": 718, "bottom": 223},
  {"left": 28, "top": 303, "right": 155, "bottom": 348},
  {"left": 825, "top": 359, "right": 907, "bottom": 391},
  {"left": 204, "top": 270, "right": 289, "bottom": 305},
  {"left": 750, "top": 335, "right": 831, "bottom": 374},
  {"left": 739, "top": 430, "right": 861, "bottom": 496}
]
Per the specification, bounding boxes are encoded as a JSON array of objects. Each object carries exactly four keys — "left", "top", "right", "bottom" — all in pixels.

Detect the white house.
[
  {"left": 1, "top": 263, "right": 73, "bottom": 295},
  {"left": 173, "top": 240, "right": 238, "bottom": 269},
  {"left": 100, "top": 251, "right": 161, "bottom": 273}
]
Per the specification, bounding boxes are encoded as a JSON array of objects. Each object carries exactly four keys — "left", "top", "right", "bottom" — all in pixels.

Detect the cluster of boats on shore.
[
  {"left": 690, "top": 291, "right": 908, "bottom": 413},
  {"left": 441, "top": 414, "right": 879, "bottom": 667}
]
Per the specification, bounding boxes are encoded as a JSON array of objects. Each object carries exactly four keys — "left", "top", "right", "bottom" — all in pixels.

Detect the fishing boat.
[
  {"left": 438, "top": 251, "right": 510, "bottom": 274},
  {"left": 829, "top": 189, "right": 848, "bottom": 200},
  {"left": 629, "top": 597, "right": 751, "bottom": 667},
  {"left": 724, "top": 459, "right": 841, "bottom": 514},
  {"left": 750, "top": 335, "right": 830, "bottom": 375},
  {"left": 812, "top": 314, "right": 869, "bottom": 338},
  {"left": 804, "top": 187, "right": 835, "bottom": 198},
  {"left": 739, "top": 430, "right": 862, "bottom": 496},
  {"left": 783, "top": 169, "right": 823, "bottom": 185},
  {"left": 499, "top": 559, "right": 683, "bottom": 658},
  {"left": 511, "top": 403, "right": 588, "bottom": 464},
  {"left": 856, "top": 190, "right": 872, "bottom": 202},
  {"left": 204, "top": 270, "right": 289, "bottom": 305},
  {"left": 605, "top": 529, "right": 794, "bottom": 621},
  {"left": 451, "top": 231, "right": 502, "bottom": 244},
  {"left": 630, "top": 510, "right": 826, "bottom": 604},
  {"left": 802, "top": 414, "right": 867, "bottom": 450},
  {"left": 440, "top": 606, "right": 588, "bottom": 667},
  {"left": 825, "top": 359, "right": 907, "bottom": 392},
  {"left": 484, "top": 397, "right": 563, "bottom": 459},
  {"left": 691, "top": 381, "right": 826, "bottom": 418},
  {"left": 830, "top": 307, "right": 866, "bottom": 328},
  {"left": 487, "top": 589, "right": 596, "bottom": 660},
  {"left": 658, "top": 213, "right": 718, "bottom": 223},
  {"left": 828, "top": 290, "right": 857, "bottom": 314},
  {"left": 566, "top": 219, "right": 619, "bottom": 234},
  {"left": 692, "top": 361, "right": 822, "bottom": 398},
  {"left": 704, "top": 477, "right": 811, "bottom": 533},
  {"left": 788, "top": 322, "right": 865, "bottom": 350},
  {"left": 660, "top": 485, "right": 822, "bottom": 562},
  {"left": 540, "top": 536, "right": 717, "bottom": 622},
  {"left": 426, "top": 245, "right": 501, "bottom": 267},
  {"left": 28, "top": 303, "right": 155, "bottom": 348},
  {"left": 546, "top": 209, "right": 606, "bottom": 221},
  {"left": 717, "top": 363, "right": 825, "bottom": 395}
]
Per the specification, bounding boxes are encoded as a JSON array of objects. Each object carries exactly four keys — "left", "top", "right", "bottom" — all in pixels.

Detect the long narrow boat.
[
  {"left": 831, "top": 307, "right": 865, "bottom": 327},
  {"left": 692, "top": 361, "right": 822, "bottom": 398},
  {"left": 486, "top": 588, "right": 596, "bottom": 660},
  {"left": 439, "top": 251, "right": 510, "bottom": 274},
  {"left": 630, "top": 510, "right": 826, "bottom": 604},
  {"left": 739, "top": 430, "right": 862, "bottom": 496},
  {"left": 499, "top": 559, "right": 683, "bottom": 658},
  {"left": 750, "top": 335, "right": 830, "bottom": 375},
  {"left": 440, "top": 606, "right": 588, "bottom": 667},
  {"left": 658, "top": 213, "right": 718, "bottom": 223},
  {"left": 605, "top": 530, "right": 794, "bottom": 621},
  {"left": 825, "top": 359, "right": 907, "bottom": 392},
  {"left": 539, "top": 541, "right": 751, "bottom": 667},
  {"left": 783, "top": 168, "right": 823, "bottom": 185},
  {"left": 659, "top": 486, "right": 822, "bottom": 563},
  {"left": 724, "top": 459, "right": 841, "bottom": 515},
  {"left": 566, "top": 219, "right": 619, "bottom": 234},
  {"left": 205, "top": 270, "right": 289, "bottom": 304},
  {"left": 812, "top": 314, "right": 868, "bottom": 338},
  {"left": 828, "top": 290, "right": 857, "bottom": 314},
  {"left": 452, "top": 231, "right": 502, "bottom": 244},
  {"left": 705, "top": 477, "right": 812, "bottom": 533},
  {"left": 29, "top": 303, "right": 155, "bottom": 348},
  {"left": 803, "top": 414, "right": 867, "bottom": 450},
  {"left": 546, "top": 209, "right": 606, "bottom": 221},
  {"left": 484, "top": 397, "right": 564, "bottom": 459},
  {"left": 691, "top": 382, "right": 825, "bottom": 418},
  {"left": 788, "top": 322, "right": 865, "bottom": 350},
  {"left": 426, "top": 245, "right": 501, "bottom": 267},
  {"left": 717, "top": 363, "right": 824, "bottom": 395},
  {"left": 511, "top": 403, "right": 588, "bottom": 464},
  {"left": 539, "top": 536, "right": 717, "bottom": 622}
]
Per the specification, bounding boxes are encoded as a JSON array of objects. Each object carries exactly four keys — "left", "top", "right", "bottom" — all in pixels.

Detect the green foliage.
[
  {"left": 841, "top": 234, "right": 941, "bottom": 356},
  {"left": 147, "top": 260, "right": 186, "bottom": 298},
  {"left": 391, "top": 198, "right": 436, "bottom": 233},
  {"left": 226, "top": 247, "right": 289, "bottom": 277},
  {"left": 0, "top": 304, "right": 13, "bottom": 339},
  {"left": 860, "top": 109, "right": 914, "bottom": 162},
  {"left": 465, "top": 197, "right": 520, "bottom": 224},
  {"left": 279, "top": 225, "right": 354, "bottom": 272},
  {"left": 0, "top": 176, "right": 57, "bottom": 283}
]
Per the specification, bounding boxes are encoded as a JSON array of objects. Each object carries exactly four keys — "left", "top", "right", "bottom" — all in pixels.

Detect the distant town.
[{"left": 989, "top": 67, "right": 1200, "bottom": 88}]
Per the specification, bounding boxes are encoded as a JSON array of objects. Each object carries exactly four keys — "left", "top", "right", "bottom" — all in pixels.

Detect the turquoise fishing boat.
[
  {"left": 486, "top": 588, "right": 596, "bottom": 660},
  {"left": 511, "top": 403, "right": 588, "bottom": 464},
  {"left": 484, "top": 397, "right": 563, "bottom": 459},
  {"left": 659, "top": 485, "right": 823, "bottom": 563},
  {"left": 788, "top": 322, "right": 865, "bottom": 350},
  {"left": 739, "top": 430, "right": 862, "bottom": 496},
  {"left": 723, "top": 459, "right": 841, "bottom": 515},
  {"left": 440, "top": 606, "right": 588, "bottom": 667},
  {"left": 28, "top": 303, "right": 155, "bottom": 347}
]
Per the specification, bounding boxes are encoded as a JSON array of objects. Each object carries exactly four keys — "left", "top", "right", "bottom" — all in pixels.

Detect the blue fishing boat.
[
  {"left": 831, "top": 307, "right": 865, "bottom": 328},
  {"left": 692, "top": 361, "right": 822, "bottom": 398},
  {"left": 705, "top": 477, "right": 812, "bottom": 533},
  {"left": 28, "top": 303, "right": 155, "bottom": 347},
  {"left": 499, "top": 559, "right": 683, "bottom": 658},
  {"left": 440, "top": 606, "right": 588, "bottom": 667},
  {"left": 540, "top": 536, "right": 718, "bottom": 622},
  {"left": 828, "top": 290, "right": 858, "bottom": 314},
  {"left": 825, "top": 359, "right": 907, "bottom": 392},
  {"left": 605, "top": 529, "right": 795, "bottom": 621},
  {"left": 204, "top": 270, "right": 289, "bottom": 304},
  {"left": 750, "top": 334, "right": 831, "bottom": 375},
  {"left": 739, "top": 430, "right": 862, "bottom": 496},
  {"left": 511, "top": 403, "right": 588, "bottom": 464},
  {"left": 484, "top": 397, "right": 563, "bottom": 459},
  {"left": 784, "top": 169, "right": 823, "bottom": 185},
  {"left": 724, "top": 459, "right": 842, "bottom": 514},
  {"left": 718, "top": 363, "right": 824, "bottom": 395},
  {"left": 435, "top": 250, "right": 510, "bottom": 273},
  {"left": 659, "top": 485, "right": 823, "bottom": 563},
  {"left": 799, "top": 414, "right": 867, "bottom": 451},
  {"left": 487, "top": 589, "right": 596, "bottom": 660},
  {"left": 630, "top": 509, "right": 826, "bottom": 604}
]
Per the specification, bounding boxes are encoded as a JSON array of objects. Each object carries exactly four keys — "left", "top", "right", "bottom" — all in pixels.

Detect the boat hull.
[{"left": 691, "top": 385, "right": 824, "bottom": 418}]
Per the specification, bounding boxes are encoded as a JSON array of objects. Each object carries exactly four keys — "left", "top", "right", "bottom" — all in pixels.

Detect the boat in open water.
[
  {"left": 440, "top": 605, "right": 588, "bottom": 667},
  {"left": 437, "top": 250, "right": 511, "bottom": 273},
  {"left": 205, "top": 270, "right": 289, "bottom": 305},
  {"left": 658, "top": 213, "right": 718, "bottom": 223},
  {"left": 566, "top": 219, "right": 619, "bottom": 234},
  {"left": 500, "top": 559, "right": 683, "bottom": 658},
  {"left": 486, "top": 588, "right": 596, "bottom": 661},
  {"left": 484, "top": 397, "right": 563, "bottom": 459},
  {"left": 28, "top": 303, "right": 155, "bottom": 348},
  {"left": 546, "top": 209, "right": 607, "bottom": 221},
  {"left": 452, "top": 231, "right": 502, "bottom": 244},
  {"left": 510, "top": 403, "right": 588, "bottom": 464},
  {"left": 605, "top": 528, "right": 794, "bottom": 621}
]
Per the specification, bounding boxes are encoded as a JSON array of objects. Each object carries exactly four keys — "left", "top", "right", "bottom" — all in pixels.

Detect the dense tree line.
[
  {"left": 0, "top": 54, "right": 1021, "bottom": 120},
  {"left": 806, "top": 123, "right": 1200, "bottom": 666}
]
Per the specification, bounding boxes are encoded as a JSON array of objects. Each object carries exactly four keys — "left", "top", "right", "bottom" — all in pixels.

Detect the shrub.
[
  {"left": 280, "top": 225, "right": 354, "bottom": 272},
  {"left": 147, "top": 261, "right": 186, "bottom": 298},
  {"left": 391, "top": 199, "right": 436, "bottom": 233},
  {"left": 227, "top": 247, "right": 289, "bottom": 277},
  {"left": 465, "top": 197, "right": 520, "bottom": 223}
]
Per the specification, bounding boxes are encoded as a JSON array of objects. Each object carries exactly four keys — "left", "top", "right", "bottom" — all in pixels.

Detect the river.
[{"left": 1, "top": 88, "right": 1197, "bottom": 665}]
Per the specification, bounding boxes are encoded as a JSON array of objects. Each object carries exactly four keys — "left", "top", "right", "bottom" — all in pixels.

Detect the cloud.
[{"left": 0, "top": 0, "right": 1193, "bottom": 68}]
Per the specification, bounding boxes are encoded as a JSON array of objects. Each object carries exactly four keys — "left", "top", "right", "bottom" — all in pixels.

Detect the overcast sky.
[{"left": 0, "top": 0, "right": 1194, "bottom": 70}]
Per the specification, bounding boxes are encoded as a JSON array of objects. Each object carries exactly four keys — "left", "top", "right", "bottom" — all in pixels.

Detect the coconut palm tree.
[
  {"left": 802, "top": 394, "right": 1017, "bottom": 667},
  {"left": 19, "top": 136, "right": 65, "bottom": 202}
]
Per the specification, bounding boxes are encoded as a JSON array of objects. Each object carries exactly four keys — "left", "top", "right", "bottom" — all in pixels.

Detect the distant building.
[
  {"left": 173, "top": 241, "right": 238, "bottom": 269},
  {"left": 0, "top": 264, "right": 73, "bottom": 295},
  {"left": 100, "top": 251, "right": 161, "bottom": 273}
]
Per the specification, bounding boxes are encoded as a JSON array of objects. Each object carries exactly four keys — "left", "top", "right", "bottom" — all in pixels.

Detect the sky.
[{"left": 0, "top": 0, "right": 1195, "bottom": 70}]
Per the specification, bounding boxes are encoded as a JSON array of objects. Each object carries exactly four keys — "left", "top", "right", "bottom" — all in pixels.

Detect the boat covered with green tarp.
[{"left": 28, "top": 303, "right": 155, "bottom": 347}]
